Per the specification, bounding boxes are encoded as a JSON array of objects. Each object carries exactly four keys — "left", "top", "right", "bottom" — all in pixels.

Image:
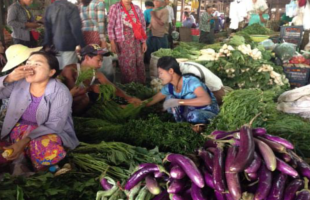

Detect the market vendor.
[
  {"left": 0, "top": 50, "right": 79, "bottom": 174},
  {"left": 146, "top": 56, "right": 219, "bottom": 124},
  {"left": 61, "top": 44, "right": 141, "bottom": 115},
  {"left": 248, "top": 0, "right": 269, "bottom": 26},
  {"left": 178, "top": 60, "right": 225, "bottom": 104}
]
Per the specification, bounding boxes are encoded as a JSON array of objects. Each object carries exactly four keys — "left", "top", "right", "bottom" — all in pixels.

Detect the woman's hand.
[
  {"left": 127, "top": 97, "right": 143, "bottom": 106},
  {"left": 110, "top": 41, "right": 118, "bottom": 54},
  {"left": 142, "top": 42, "right": 147, "bottom": 53},
  {"left": 4, "top": 138, "right": 30, "bottom": 161},
  {"left": 5, "top": 66, "right": 34, "bottom": 83}
]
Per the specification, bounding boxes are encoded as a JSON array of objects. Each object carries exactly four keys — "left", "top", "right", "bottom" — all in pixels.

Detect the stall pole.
[
  {"left": 180, "top": 0, "right": 184, "bottom": 22},
  {"left": 0, "top": 0, "right": 4, "bottom": 46},
  {"left": 197, "top": 0, "right": 202, "bottom": 23}
]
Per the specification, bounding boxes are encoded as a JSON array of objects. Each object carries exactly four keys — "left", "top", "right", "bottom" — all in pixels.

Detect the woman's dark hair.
[
  {"left": 81, "top": 0, "right": 92, "bottom": 6},
  {"left": 184, "top": 12, "right": 189, "bottom": 17},
  {"left": 145, "top": 1, "right": 154, "bottom": 7},
  {"left": 206, "top": 5, "right": 212, "bottom": 10},
  {"left": 30, "top": 50, "right": 60, "bottom": 78},
  {"left": 157, "top": 56, "right": 182, "bottom": 76}
]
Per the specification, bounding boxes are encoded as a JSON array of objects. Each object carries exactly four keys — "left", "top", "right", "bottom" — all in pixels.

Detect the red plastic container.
[{"left": 191, "top": 29, "right": 200, "bottom": 36}]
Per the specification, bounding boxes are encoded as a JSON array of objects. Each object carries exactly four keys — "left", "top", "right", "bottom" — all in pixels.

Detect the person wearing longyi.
[
  {"left": 0, "top": 49, "right": 79, "bottom": 174},
  {"left": 108, "top": 0, "right": 147, "bottom": 84}
]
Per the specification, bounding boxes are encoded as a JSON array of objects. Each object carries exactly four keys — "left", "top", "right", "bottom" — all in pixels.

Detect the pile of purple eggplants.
[{"left": 100, "top": 124, "right": 310, "bottom": 200}]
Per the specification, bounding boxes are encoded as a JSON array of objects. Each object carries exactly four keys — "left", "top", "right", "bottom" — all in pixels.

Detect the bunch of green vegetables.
[
  {"left": 87, "top": 100, "right": 146, "bottom": 123},
  {"left": 75, "top": 68, "right": 94, "bottom": 86},
  {"left": 199, "top": 42, "right": 289, "bottom": 91},
  {"left": 116, "top": 82, "right": 155, "bottom": 100},
  {"left": 207, "top": 88, "right": 310, "bottom": 156},
  {"left": 153, "top": 42, "right": 203, "bottom": 60},
  {"left": 70, "top": 142, "right": 164, "bottom": 179},
  {"left": 0, "top": 172, "right": 100, "bottom": 200},
  {"left": 97, "top": 84, "right": 116, "bottom": 102},
  {"left": 238, "top": 23, "right": 274, "bottom": 35},
  {"left": 75, "top": 114, "right": 204, "bottom": 154}
]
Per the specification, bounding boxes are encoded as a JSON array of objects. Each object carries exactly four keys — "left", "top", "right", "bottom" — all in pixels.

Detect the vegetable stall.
[{"left": 1, "top": 23, "right": 310, "bottom": 200}]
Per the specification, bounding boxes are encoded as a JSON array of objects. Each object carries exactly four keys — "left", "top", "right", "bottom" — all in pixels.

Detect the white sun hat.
[{"left": 2, "top": 44, "right": 42, "bottom": 72}]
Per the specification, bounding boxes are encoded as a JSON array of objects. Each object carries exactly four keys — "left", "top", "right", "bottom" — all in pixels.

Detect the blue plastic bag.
[{"left": 249, "top": 13, "right": 270, "bottom": 26}]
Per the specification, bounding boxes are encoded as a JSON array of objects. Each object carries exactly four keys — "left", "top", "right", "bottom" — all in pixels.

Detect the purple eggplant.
[
  {"left": 211, "top": 130, "right": 228, "bottom": 136},
  {"left": 230, "top": 125, "right": 255, "bottom": 172},
  {"left": 282, "top": 153, "right": 292, "bottom": 163},
  {"left": 252, "top": 128, "right": 267, "bottom": 136},
  {"left": 213, "top": 144, "right": 226, "bottom": 193},
  {"left": 138, "top": 163, "right": 158, "bottom": 169},
  {"left": 204, "top": 140, "right": 217, "bottom": 148},
  {"left": 215, "top": 191, "right": 226, "bottom": 200},
  {"left": 255, "top": 138, "right": 277, "bottom": 171},
  {"left": 207, "top": 147, "right": 216, "bottom": 154},
  {"left": 276, "top": 158, "right": 299, "bottom": 178},
  {"left": 125, "top": 164, "right": 161, "bottom": 190},
  {"left": 152, "top": 190, "right": 169, "bottom": 200},
  {"left": 266, "top": 173, "right": 287, "bottom": 200},
  {"left": 261, "top": 134, "right": 294, "bottom": 150},
  {"left": 257, "top": 137, "right": 287, "bottom": 153},
  {"left": 254, "top": 164, "right": 272, "bottom": 200},
  {"left": 297, "top": 160, "right": 310, "bottom": 179},
  {"left": 100, "top": 176, "right": 113, "bottom": 190},
  {"left": 167, "top": 179, "right": 186, "bottom": 194},
  {"left": 204, "top": 170, "right": 215, "bottom": 189},
  {"left": 245, "top": 152, "right": 262, "bottom": 174},
  {"left": 225, "top": 146, "right": 242, "bottom": 200},
  {"left": 169, "top": 194, "right": 187, "bottom": 200},
  {"left": 146, "top": 175, "right": 161, "bottom": 195},
  {"left": 296, "top": 190, "right": 310, "bottom": 200},
  {"left": 225, "top": 193, "right": 235, "bottom": 200},
  {"left": 154, "top": 171, "right": 165, "bottom": 178},
  {"left": 165, "top": 154, "right": 204, "bottom": 188},
  {"left": 170, "top": 165, "right": 186, "bottom": 180},
  {"left": 191, "top": 183, "right": 207, "bottom": 200},
  {"left": 247, "top": 173, "right": 258, "bottom": 181},
  {"left": 198, "top": 148, "right": 214, "bottom": 173},
  {"left": 284, "top": 179, "right": 303, "bottom": 200}
]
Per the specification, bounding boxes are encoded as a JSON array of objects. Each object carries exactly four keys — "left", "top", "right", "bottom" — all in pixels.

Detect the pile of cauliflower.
[
  {"left": 237, "top": 44, "right": 262, "bottom": 60},
  {"left": 150, "top": 78, "right": 163, "bottom": 92},
  {"left": 197, "top": 44, "right": 234, "bottom": 61},
  {"left": 258, "top": 64, "right": 288, "bottom": 86}
]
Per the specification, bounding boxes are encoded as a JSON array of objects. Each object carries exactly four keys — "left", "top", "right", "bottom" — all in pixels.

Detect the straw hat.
[{"left": 2, "top": 44, "right": 42, "bottom": 72}]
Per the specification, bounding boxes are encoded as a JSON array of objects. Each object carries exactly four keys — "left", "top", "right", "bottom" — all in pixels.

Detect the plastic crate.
[
  {"left": 191, "top": 29, "right": 200, "bottom": 36},
  {"left": 283, "top": 66, "right": 310, "bottom": 87}
]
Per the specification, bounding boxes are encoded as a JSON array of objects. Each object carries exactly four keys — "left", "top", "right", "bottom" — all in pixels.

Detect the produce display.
[
  {"left": 95, "top": 121, "right": 310, "bottom": 200},
  {"left": 207, "top": 88, "right": 310, "bottom": 156},
  {"left": 1, "top": 28, "right": 310, "bottom": 200}
]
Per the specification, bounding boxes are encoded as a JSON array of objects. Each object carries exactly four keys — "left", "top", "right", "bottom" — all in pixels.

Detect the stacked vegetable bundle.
[{"left": 99, "top": 123, "right": 310, "bottom": 200}]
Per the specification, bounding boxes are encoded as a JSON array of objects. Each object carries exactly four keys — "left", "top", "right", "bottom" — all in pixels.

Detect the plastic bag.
[
  {"left": 172, "top": 31, "right": 180, "bottom": 40},
  {"left": 304, "top": 1, "right": 310, "bottom": 30},
  {"left": 286, "top": 1, "right": 298, "bottom": 17},
  {"left": 260, "top": 39, "right": 275, "bottom": 50},
  {"left": 274, "top": 42, "right": 297, "bottom": 61}
]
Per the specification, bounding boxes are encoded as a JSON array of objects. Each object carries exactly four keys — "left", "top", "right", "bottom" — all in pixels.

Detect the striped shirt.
[
  {"left": 79, "top": 0, "right": 106, "bottom": 41},
  {"left": 108, "top": 2, "right": 146, "bottom": 42}
]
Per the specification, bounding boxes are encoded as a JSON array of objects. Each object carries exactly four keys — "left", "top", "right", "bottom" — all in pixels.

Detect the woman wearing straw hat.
[{"left": 0, "top": 47, "right": 78, "bottom": 175}]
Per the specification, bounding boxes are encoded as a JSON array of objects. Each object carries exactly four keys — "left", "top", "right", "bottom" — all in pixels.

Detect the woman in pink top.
[{"left": 108, "top": 0, "right": 147, "bottom": 84}]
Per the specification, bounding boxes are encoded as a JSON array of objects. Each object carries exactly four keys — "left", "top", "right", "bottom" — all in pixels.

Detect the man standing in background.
[
  {"left": 165, "top": 0, "right": 175, "bottom": 48},
  {"left": 199, "top": 5, "right": 216, "bottom": 44},
  {"left": 144, "top": 1, "right": 154, "bottom": 28},
  {"left": 44, "top": 0, "right": 85, "bottom": 70}
]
